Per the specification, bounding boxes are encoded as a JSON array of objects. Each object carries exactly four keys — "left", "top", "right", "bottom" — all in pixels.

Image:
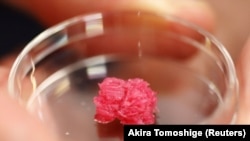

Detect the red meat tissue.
[{"left": 94, "top": 77, "right": 157, "bottom": 124}]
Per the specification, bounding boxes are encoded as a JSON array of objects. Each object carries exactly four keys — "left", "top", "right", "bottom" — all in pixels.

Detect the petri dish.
[{"left": 8, "top": 11, "right": 238, "bottom": 141}]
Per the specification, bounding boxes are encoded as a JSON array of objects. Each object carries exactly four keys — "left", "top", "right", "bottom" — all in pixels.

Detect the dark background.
[{"left": 0, "top": 3, "right": 44, "bottom": 58}]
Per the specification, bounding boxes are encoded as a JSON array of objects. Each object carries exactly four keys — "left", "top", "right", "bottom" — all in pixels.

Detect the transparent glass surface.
[{"left": 8, "top": 11, "right": 238, "bottom": 141}]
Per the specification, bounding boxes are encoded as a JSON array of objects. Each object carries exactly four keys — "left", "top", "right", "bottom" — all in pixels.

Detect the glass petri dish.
[{"left": 8, "top": 11, "right": 238, "bottom": 140}]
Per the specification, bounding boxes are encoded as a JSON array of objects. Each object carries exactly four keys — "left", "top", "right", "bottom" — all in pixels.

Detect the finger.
[
  {"left": 0, "top": 71, "right": 58, "bottom": 141},
  {"left": 6, "top": 0, "right": 215, "bottom": 31},
  {"left": 235, "top": 37, "right": 250, "bottom": 123},
  {"left": 0, "top": 67, "right": 10, "bottom": 96},
  {"left": 3, "top": 0, "right": 216, "bottom": 60}
]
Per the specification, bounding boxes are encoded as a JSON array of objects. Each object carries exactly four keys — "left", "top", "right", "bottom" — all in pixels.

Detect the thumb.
[
  {"left": 235, "top": 37, "right": 250, "bottom": 123},
  {"left": 0, "top": 68, "right": 58, "bottom": 141}
]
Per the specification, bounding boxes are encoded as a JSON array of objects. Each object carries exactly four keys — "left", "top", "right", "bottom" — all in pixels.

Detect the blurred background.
[
  {"left": 0, "top": 2, "right": 44, "bottom": 58},
  {"left": 0, "top": 1, "right": 249, "bottom": 61}
]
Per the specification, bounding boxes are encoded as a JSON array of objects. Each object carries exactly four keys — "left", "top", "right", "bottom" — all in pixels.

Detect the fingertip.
[
  {"left": 0, "top": 86, "right": 58, "bottom": 141},
  {"left": 237, "top": 36, "right": 250, "bottom": 93},
  {"left": 0, "top": 67, "right": 10, "bottom": 95},
  {"left": 235, "top": 36, "right": 250, "bottom": 123}
]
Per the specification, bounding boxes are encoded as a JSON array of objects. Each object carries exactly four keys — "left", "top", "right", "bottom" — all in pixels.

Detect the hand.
[
  {"left": 235, "top": 38, "right": 250, "bottom": 123},
  {"left": 0, "top": 0, "right": 249, "bottom": 140}
]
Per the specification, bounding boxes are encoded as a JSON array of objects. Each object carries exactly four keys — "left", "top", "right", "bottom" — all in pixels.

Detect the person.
[{"left": 0, "top": 0, "right": 249, "bottom": 140}]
